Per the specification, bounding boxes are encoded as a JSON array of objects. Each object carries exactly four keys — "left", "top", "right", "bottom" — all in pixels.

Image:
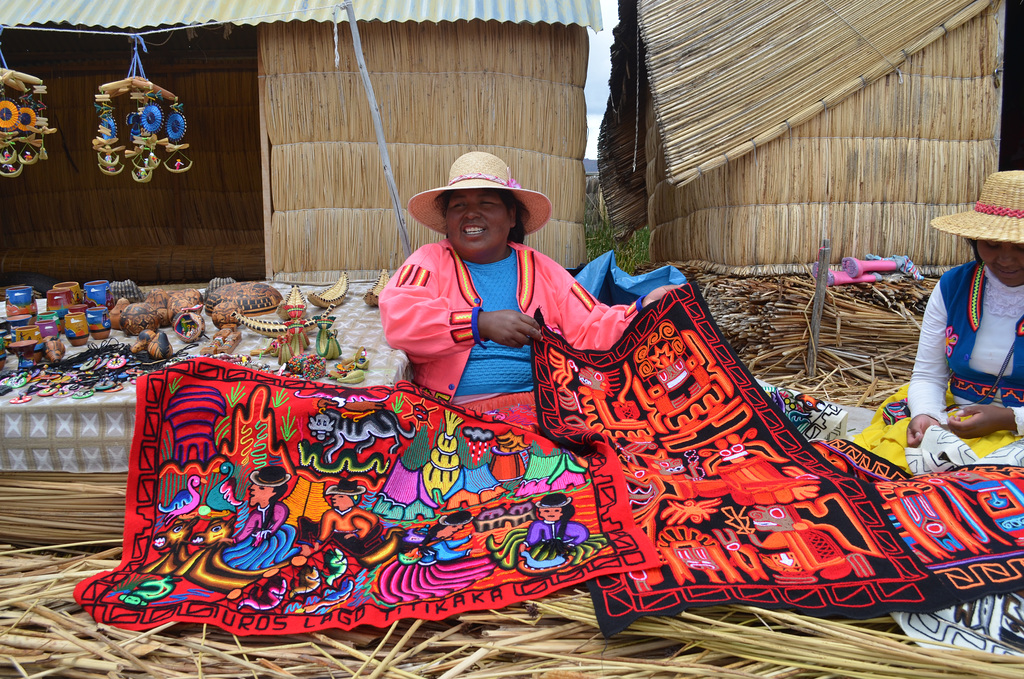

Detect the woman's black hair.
[
  {"left": 399, "top": 510, "right": 473, "bottom": 554},
  {"left": 968, "top": 238, "right": 982, "bottom": 264},
  {"left": 436, "top": 190, "right": 528, "bottom": 244}
]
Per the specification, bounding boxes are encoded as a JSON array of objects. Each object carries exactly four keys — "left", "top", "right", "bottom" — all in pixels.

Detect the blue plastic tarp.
[{"left": 571, "top": 251, "right": 686, "bottom": 306}]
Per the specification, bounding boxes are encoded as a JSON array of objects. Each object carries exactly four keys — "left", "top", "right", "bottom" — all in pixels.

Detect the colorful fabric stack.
[{"left": 77, "top": 284, "right": 1024, "bottom": 642}]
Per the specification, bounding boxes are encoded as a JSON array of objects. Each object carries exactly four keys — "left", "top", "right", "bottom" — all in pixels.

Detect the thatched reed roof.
[{"left": 600, "top": 0, "right": 996, "bottom": 240}]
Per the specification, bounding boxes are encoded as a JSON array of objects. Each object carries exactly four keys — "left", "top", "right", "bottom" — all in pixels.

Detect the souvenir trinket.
[
  {"left": 93, "top": 38, "right": 192, "bottom": 182},
  {"left": 120, "top": 302, "right": 160, "bottom": 336},
  {"left": 204, "top": 282, "right": 283, "bottom": 316},
  {"left": 172, "top": 305, "right": 205, "bottom": 342},
  {"left": 363, "top": 269, "right": 390, "bottom": 306},
  {"left": 0, "top": 63, "right": 56, "bottom": 178},
  {"left": 309, "top": 272, "right": 349, "bottom": 308}
]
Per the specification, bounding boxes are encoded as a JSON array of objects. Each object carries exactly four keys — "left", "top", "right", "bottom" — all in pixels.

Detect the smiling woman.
[
  {"left": 379, "top": 151, "right": 681, "bottom": 409},
  {"left": 855, "top": 171, "right": 1024, "bottom": 473}
]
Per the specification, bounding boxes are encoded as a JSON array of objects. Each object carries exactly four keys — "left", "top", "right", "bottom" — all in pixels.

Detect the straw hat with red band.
[
  {"left": 932, "top": 171, "right": 1024, "bottom": 243},
  {"left": 407, "top": 151, "right": 553, "bottom": 235}
]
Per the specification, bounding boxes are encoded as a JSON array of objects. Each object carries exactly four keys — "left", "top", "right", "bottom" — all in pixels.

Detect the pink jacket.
[{"left": 379, "top": 241, "right": 639, "bottom": 399}]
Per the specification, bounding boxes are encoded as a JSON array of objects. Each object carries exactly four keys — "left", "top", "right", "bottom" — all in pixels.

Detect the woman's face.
[
  {"left": 248, "top": 484, "right": 275, "bottom": 507},
  {"left": 444, "top": 189, "right": 515, "bottom": 264},
  {"left": 538, "top": 506, "right": 563, "bottom": 522},
  {"left": 978, "top": 240, "right": 1024, "bottom": 287}
]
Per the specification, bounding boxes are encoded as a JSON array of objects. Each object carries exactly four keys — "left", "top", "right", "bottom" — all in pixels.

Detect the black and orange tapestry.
[
  {"left": 74, "top": 359, "right": 658, "bottom": 634},
  {"left": 531, "top": 285, "right": 1024, "bottom": 636}
]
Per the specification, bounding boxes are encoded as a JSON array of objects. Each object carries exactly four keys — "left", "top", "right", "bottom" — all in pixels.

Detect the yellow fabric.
[{"left": 854, "top": 383, "right": 1020, "bottom": 471}]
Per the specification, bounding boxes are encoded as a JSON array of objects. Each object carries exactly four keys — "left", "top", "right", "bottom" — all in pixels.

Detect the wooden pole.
[
  {"left": 808, "top": 238, "right": 830, "bottom": 376},
  {"left": 258, "top": 33, "right": 274, "bottom": 281},
  {"left": 342, "top": 1, "right": 412, "bottom": 262}
]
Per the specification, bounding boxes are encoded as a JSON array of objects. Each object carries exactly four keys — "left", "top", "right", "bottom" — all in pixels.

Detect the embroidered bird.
[
  {"left": 158, "top": 475, "right": 202, "bottom": 517},
  {"left": 206, "top": 462, "right": 244, "bottom": 512}
]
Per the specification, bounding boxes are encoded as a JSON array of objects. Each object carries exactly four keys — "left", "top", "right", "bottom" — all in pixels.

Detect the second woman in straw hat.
[
  {"left": 854, "top": 170, "right": 1024, "bottom": 472},
  {"left": 379, "top": 151, "right": 681, "bottom": 410}
]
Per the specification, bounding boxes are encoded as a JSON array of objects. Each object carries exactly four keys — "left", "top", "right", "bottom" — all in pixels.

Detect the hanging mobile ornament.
[
  {"left": 93, "top": 34, "right": 192, "bottom": 182},
  {"left": 164, "top": 101, "right": 191, "bottom": 173},
  {"left": 0, "top": 27, "right": 57, "bottom": 178},
  {"left": 95, "top": 104, "right": 122, "bottom": 175}
]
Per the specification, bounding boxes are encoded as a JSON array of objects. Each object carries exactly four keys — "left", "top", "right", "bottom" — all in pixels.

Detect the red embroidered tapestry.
[
  {"left": 74, "top": 359, "right": 658, "bottom": 634},
  {"left": 531, "top": 285, "right": 1024, "bottom": 636}
]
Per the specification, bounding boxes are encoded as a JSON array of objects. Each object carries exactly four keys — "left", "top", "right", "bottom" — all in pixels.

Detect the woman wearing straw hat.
[
  {"left": 855, "top": 171, "right": 1024, "bottom": 473},
  {"left": 380, "top": 151, "right": 681, "bottom": 410}
]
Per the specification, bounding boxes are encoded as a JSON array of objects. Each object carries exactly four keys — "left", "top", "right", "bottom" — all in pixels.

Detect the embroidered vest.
[{"left": 940, "top": 262, "right": 1024, "bottom": 406}]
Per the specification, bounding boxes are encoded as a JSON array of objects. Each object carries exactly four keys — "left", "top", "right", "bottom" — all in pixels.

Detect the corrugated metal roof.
[{"left": 0, "top": 1, "right": 602, "bottom": 30}]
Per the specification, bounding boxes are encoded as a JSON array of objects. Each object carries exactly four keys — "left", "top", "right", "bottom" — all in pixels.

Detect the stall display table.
[{"left": 0, "top": 280, "right": 410, "bottom": 474}]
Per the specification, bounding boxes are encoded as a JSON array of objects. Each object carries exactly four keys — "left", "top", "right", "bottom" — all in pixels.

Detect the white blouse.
[{"left": 909, "top": 266, "right": 1024, "bottom": 435}]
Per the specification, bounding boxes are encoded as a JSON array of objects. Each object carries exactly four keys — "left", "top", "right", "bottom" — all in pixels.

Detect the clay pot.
[
  {"left": 43, "top": 337, "right": 66, "bottom": 363},
  {"left": 8, "top": 339, "right": 37, "bottom": 368},
  {"left": 6, "top": 314, "right": 33, "bottom": 330},
  {"left": 5, "top": 285, "right": 35, "bottom": 320},
  {"left": 53, "top": 281, "right": 83, "bottom": 305},
  {"left": 35, "top": 318, "right": 60, "bottom": 340},
  {"left": 109, "top": 298, "right": 130, "bottom": 330},
  {"left": 64, "top": 312, "right": 90, "bottom": 347},
  {"left": 120, "top": 303, "right": 160, "bottom": 336},
  {"left": 14, "top": 324, "right": 41, "bottom": 344},
  {"left": 87, "top": 306, "right": 111, "bottom": 339},
  {"left": 84, "top": 280, "right": 115, "bottom": 309}
]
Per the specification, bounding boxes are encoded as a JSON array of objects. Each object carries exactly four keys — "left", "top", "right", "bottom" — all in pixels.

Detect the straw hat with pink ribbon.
[
  {"left": 407, "top": 151, "right": 552, "bottom": 235},
  {"left": 932, "top": 171, "right": 1024, "bottom": 243}
]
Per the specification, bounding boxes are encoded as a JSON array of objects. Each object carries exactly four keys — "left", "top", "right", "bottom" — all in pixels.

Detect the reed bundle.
[
  {"left": 642, "top": 0, "right": 995, "bottom": 187},
  {"left": 669, "top": 264, "right": 933, "bottom": 408},
  {"left": 602, "top": 1, "right": 1000, "bottom": 273},
  {"left": 0, "top": 544, "right": 1018, "bottom": 678},
  {"left": 644, "top": 2, "right": 999, "bottom": 268},
  {"left": 260, "top": 20, "right": 589, "bottom": 274}
]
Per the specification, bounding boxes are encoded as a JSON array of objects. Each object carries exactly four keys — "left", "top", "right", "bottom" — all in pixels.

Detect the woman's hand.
[
  {"left": 641, "top": 285, "right": 685, "bottom": 308},
  {"left": 947, "top": 404, "right": 1016, "bottom": 439},
  {"left": 906, "top": 414, "right": 940, "bottom": 447},
  {"left": 478, "top": 310, "right": 541, "bottom": 348}
]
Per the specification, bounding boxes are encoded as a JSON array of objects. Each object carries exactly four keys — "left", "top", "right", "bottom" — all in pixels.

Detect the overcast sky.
[{"left": 584, "top": 0, "right": 619, "bottom": 160}]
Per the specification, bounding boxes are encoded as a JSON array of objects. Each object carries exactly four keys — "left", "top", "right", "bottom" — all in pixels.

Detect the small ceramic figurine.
[{"left": 43, "top": 336, "right": 66, "bottom": 363}]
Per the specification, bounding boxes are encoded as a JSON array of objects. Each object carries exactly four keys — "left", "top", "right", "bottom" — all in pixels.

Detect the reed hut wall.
[
  {"left": 0, "top": 28, "right": 264, "bottom": 284},
  {"left": 259, "top": 20, "right": 589, "bottom": 278},
  {"left": 645, "top": 3, "right": 1002, "bottom": 272}
]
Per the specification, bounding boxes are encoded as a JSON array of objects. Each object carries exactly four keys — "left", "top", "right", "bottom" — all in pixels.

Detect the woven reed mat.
[
  {"left": 659, "top": 264, "right": 933, "bottom": 409},
  {"left": 2, "top": 540, "right": 1022, "bottom": 678}
]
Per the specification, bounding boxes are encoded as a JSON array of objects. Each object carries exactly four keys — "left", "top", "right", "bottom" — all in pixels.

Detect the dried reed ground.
[{"left": 2, "top": 269, "right": 1018, "bottom": 676}]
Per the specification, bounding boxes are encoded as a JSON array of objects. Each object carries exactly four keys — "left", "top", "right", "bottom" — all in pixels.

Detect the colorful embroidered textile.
[
  {"left": 530, "top": 285, "right": 1024, "bottom": 636},
  {"left": 74, "top": 359, "right": 657, "bottom": 634}
]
